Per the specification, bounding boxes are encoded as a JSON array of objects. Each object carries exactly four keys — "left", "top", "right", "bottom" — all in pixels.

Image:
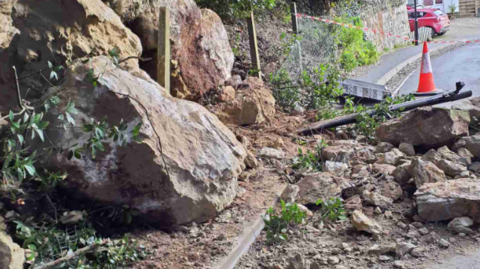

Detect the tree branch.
[
  {"left": 33, "top": 240, "right": 107, "bottom": 269},
  {"left": 118, "top": 56, "right": 152, "bottom": 65},
  {"left": 12, "top": 66, "right": 24, "bottom": 110}
]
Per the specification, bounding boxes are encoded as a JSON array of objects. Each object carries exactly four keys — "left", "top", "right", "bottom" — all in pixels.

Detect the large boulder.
[
  {"left": 376, "top": 107, "right": 470, "bottom": 149},
  {"left": 215, "top": 77, "right": 275, "bottom": 126},
  {"left": 415, "top": 179, "right": 480, "bottom": 222},
  {"left": 42, "top": 57, "right": 246, "bottom": 226},
  {"left": 0, "top": 0, "right": 143, "bottom": 115},
  {"left": 104, "top": 0, "right": 234, "bottom": 99},
  {"left": 0, "top": 232, "right": 25, "bottom": 269}
]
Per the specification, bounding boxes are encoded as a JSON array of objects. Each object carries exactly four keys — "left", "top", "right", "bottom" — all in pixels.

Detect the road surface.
[
  {"left": 399, "top": 44, "right": 480, "bottom": 96},
  {"left": 358, "top": 17, "right": 480, "bottom": 84}
]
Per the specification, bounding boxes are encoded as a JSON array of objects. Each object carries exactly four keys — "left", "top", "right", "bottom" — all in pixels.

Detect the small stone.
[
  {"left": 425, "top": 232, "right": 441, "bottom": 244},
  {"left": 351, "top": 210, "right": 382, "bottom": 234},
  {"left": 220, "top": 86, "right": 236, "bottom": 101},
  {"left": 439, "top": 238, "right": 450, "bottom": 248},
  {"left": 5, "top": 211, "right": 14, "bottom": 219},
  {"left": 60, "top": 211, "right": 84, "bottom": 225},
  {"left": 459, "top": 233, "right": 467, "bottom": 237},
  {"left": 394, "top": 261, "right": 405, "bottom": 269},
  {"left": 406, "top": 230, "right": 421, "bottom": 239},
  {"left": 328, "top": 256, "right": 340, "bottom": 265},
  {"left": 419, "top": 228, "right": 429, "bottom": 235},
  {"left": 396, "top": 242, "right": 416, "bottom": 258},
  {"left": 281, "top": 184, "right": 300, "bottom": 204},
  {"left": 411, "top": 222, "right": 423, "bottom": 229},
  {"left": 288, "top": 253, "right": 308, "bottom": 269},
  {"left": 376, "top": 142, "right": 395, "bottom": 153},
  {"left": 244, "top": 151, "right": 259, "bottom": 169},
  {"left": 397, "top": 222, "right": 408, "bottom": 230},
  {"left": 399, "top": 143, "right": 415, "bottom": 156},
  {"left": 331, "top": 248, "right": 342, "bottom": 255},
  {"left": 341, "top": 243, "right": 350, "bottom": 249},
  {"left": 215, "top": 233, "right": 226, "bottom": 241},
  {"left": 297, "top": 204, "right": 314, "bottom": 217},
  {"left": 273, "top": 138, "right": 285, "bottom": 149},
  {"left": 260, "top": 147, "right": 285, "bottom": 159},
  {"left": 413, "top": 215, "right": 425, "bottom": 222},
  {"left": 379, "top": 255, "right": 392, "bottom": 262},
  {"left": 368, "top": 243, "right": 396, "bottom": 254},
  {"left": 384, "top": 211, "right": 393, "bottom": 219},
  {"left": 236, "top": 186, "right": 247, "bottom": 198},
  {"left": 411, "top": 247, "right": 425, "bottom": 257},
  {"left": 375, "top": 207, "right": 382, "bottom": 215},
  {"left": 292, "top": 103, "right": 305, "bottom": 116},
  {"left": 335, "top": 266, "right": 348, "bottom": 269},
  {"left": 362, "top": 190, "right": 393, "bottom": 209},
  {"left": 469, "top": 162, "right": 480, "bottom": 173},
  {"left": 448, "top": 217, "right": 474, "bottom": 234},
  {"left": 324, "top": 161, "right": 349, "bottom": 177}
]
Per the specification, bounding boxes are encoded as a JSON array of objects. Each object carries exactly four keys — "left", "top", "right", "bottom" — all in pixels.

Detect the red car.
[{"left": 408, "top": 9, "right": 450, "bottom": 37}]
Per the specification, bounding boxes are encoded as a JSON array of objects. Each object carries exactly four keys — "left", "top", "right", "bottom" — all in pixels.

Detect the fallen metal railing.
[{"left": 297, "top": 82, "right": 472, "bottom": 135}]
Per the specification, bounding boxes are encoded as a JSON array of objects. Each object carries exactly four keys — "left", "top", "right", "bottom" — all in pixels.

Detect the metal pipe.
[{"left": 297, "top": 89, "right": 472, "bottom": 135}]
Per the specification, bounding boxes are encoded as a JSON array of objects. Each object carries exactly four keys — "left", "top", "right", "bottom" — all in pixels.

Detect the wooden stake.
[
  {"left": 247, "top": 11, "right": 262, "bottom": 80},
  {"left": 158, "top": 7, "right": 171, "bottom": 92},
  {"left": 291, "top": 2, "right": 298, "bottom": 35}
]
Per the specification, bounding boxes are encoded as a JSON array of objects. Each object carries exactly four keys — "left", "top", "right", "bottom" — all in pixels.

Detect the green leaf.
[
  {"left": 35, "top": 128, "right": 44, "bottom": 142},
  {"left": 74, "top": 150, "right": 81, "bottom": 159},
  {"left": 58, "top": 114, "right": 65, "bottom": 121},
  {"left": 67, "top": 150, "right": 74, "bottom": 160},
  {"left": 48, "top": 61, "right": 53, "bottom": 69},
  {"left": 66, "top": 102, "right": 79, "bottom": 114},
  {"left": 24, "top": 164, "right": 36, "bottom": 176},
  {"left": 66, "top": 112, "right": 75, "bottom": 126},
  {"left": 38, "top": 121, "right": 50, "bottom": 129},
  {"left": 17, "top": 134, "right": 24, "bottom": 145},
  {"left": 7, "top": 139, "right": 15, "bottom": 152},
  {"left": 83, "top": 124, "right": 93, "bottom": 132},
  {"left": 8, "top": 110, "right": 14, "bottom": 122}
]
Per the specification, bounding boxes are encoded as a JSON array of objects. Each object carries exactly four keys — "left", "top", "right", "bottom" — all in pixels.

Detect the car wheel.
[{"left": 437, "top": 32, "right": 446, "bottom": 36}]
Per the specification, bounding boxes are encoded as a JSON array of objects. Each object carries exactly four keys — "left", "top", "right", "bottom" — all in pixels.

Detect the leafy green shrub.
[
  {"left": 334, "top": 14, "right": 379, "bottom": 72},
  {"left": 315, "top": 198, "right": 347, "bottom": 222},
  {"left": 263, "top": 200, "right": 306, "bottom": 244},
  {"left": 348, "top": 94, "right": 415, "bottom": 138},
  {"left": 270, "top": 69, "right": 301, "bottom": 112},
  {"left": 292, "top": 140, "right": 327, "bottom": 171},
  {"left": 302, "top": 64, "right": 343, "bottom": 111},
  {"left": 16, "top": 221, "right": 147, "bottom": 268}
]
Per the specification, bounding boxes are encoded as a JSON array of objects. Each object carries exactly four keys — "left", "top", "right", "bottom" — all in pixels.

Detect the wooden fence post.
[
  {"left": 247, "top": 11, "right": 262, "bottom": 80},
  {"left": 158, "top": 7, "right": 171, "bottom": 92},
  {"left": 291, "top": 2, "right": 298, "bottom": 35}
]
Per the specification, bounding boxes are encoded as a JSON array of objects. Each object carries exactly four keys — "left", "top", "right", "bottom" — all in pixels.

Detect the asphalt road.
[{"left": 399, "top": 44, "right": 480, "bottom": 96}]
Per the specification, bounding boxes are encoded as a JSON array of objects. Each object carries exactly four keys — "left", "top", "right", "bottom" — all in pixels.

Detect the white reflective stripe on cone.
[{"left": 421, "top": 52, "right": 433, "bottom": 74}]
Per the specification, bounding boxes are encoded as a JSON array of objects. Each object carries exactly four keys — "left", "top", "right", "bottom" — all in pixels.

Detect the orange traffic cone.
[{"left": 415, "top": 42, "right": 443, "bottom": 95}]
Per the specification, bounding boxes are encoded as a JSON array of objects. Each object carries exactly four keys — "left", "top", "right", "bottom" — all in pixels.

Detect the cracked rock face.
[
  {"left": 376, "top": 107, "right": 470, "bottom": 149},
  {"left": 0, "top": 0, "right": 143, "bottom": 115},
  {"left": 41, "top": 57, "right": 246, "bottom": 227},
  {"left": 104, "top": 0, "right": 234, "bottom": 100},
  {"left": 415, "top": 179, "right": 480, "bottom": 222}
]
